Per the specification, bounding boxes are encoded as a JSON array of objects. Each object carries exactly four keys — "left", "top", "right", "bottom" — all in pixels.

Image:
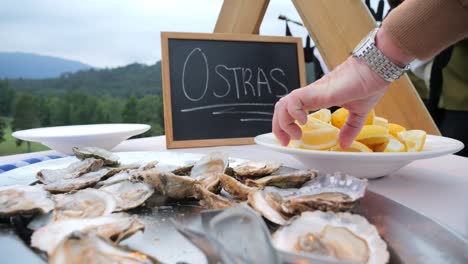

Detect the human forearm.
[{"left": 382, "top": 0, "right": 468, "bottom": 60}]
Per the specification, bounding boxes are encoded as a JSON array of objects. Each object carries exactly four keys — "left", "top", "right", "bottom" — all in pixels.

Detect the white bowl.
[
  {"left": 12, "top": 124, "right": 150, "bottom": 154},
  {"left": 255, "top": 133, "right": 464, "bottom": 179}
]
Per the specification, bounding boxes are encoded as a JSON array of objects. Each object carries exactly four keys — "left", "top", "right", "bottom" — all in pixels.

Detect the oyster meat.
[
  {"left": 219, "top": 173, "right": 257, "bottom": 201},
  {"left": 171, "top": 164, "right": 194, "bottom": 176},
  {"left": 245, "top": 169, "right": 316, "bottom": 188},
  {"left": 73, "top": 147, "right": 120, "bottom": 166},
  {"left": 131, "top": 170, "right": 196, "bottom": 199},
  {"left": 233, "top": 160, "right": 281, "bottom": 177},
  {"left": 100, "top": 180, "right": 154, "bottom": 211},
  {"left": 31, "top": 213, "right": 144, "bottom": 254},
  {"left": 278, "top": 173, "right": 367, "bottom": 214},
  {"left": 53, "top": 189, "right": 117, "bottom": 221},
  {"left": 37, "top": 158, "right": 104, "bottom": 184},
  {"left": 44, "top": 168, "right": 110, "bottom": 193},
  {"left": 49, "top": 232, "right": 162, "bottom": 264},
  {"left": 272, "top": 211, "right": 389, "bottom": 264},
  {"left": 0, "top": 184, "right": 54, "bottom": 217},
  {"left": 194, "top": 184, "right": 233, "bottom": 209}
]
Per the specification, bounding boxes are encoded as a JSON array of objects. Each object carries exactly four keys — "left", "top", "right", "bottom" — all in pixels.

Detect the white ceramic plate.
[
  {"left": 12, "top": 124, "right": 150, "bottom": 154},
  {"left": 255, "top": 133, "right": 464, "bottom": 179}
]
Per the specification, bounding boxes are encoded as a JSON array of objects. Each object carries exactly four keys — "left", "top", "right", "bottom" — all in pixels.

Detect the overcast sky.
[{"left": 0, "top": 0, "right": 386, "bottom": 68}]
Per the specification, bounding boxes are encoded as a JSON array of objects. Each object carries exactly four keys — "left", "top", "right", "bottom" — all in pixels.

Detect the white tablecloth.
[{"left": 1, "top": 135, "right": 467, "bottom": 237}]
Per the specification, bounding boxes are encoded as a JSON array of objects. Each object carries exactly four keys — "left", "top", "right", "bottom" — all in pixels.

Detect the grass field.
[{"left": 0, "top": 117, "right": 49, "bottom": 156}]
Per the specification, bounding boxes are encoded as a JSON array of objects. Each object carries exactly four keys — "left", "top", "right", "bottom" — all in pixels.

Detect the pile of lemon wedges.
[{"left": 288, "top": 108, "right": 427, "bottom": 153}]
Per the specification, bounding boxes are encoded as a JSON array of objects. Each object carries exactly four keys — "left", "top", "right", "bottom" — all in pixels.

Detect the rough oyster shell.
[
  {"left": 245, "top": 169, "right": 316, "bottom": 188},
  {"left": 194, "top": 184, "right": 233, "bottom": 209},
  {"left": 53, "top": 189, "right": 117, "bottom": 221},
  {"left": 247, "top": 190, "right": 289, "bottom": 225},
  {"left": 233, "top": 160, "right": 282, "bottom": 177},
  {"left": 73, "top": 147, "right": 120, "bottom": 166},
  {"left": 44, "top": 168, "right": 111, "bottom": 193},
  {"left": 49, "top": 232, "right": 161, "bottom": 264},
  {"left": 95, "top": 161, "right": 158, "bottom": 188},
  {"left": 272, "top": 211, "right": 389, "bottom": 264},
  {"left": 190, "top": 152, "right": 229, "bottom": 178},
  {"left": 131, "top": 170, "right": 196, "bottom": 199},
  {"left": 100, "top": 180, "right": 154, "bottom": 211},
  {"left": 0, "top": 184, "right": 54, "bottom": 217},
  {"left": 31, "top": 213, "right": 144, "bottom": 254},
  {"left": 171, "top": 164, "right": 194, "bottom": 176},
  {"left": 219, "top": 173, "right": 257, "bottom": 201},
  {"left": 37, "top": 158, "right": 104, "bottom": 184}
]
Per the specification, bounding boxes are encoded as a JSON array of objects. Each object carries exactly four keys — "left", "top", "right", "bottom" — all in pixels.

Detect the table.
[{"left": 1, "top": 135, "right": 467, "bottom": 238}]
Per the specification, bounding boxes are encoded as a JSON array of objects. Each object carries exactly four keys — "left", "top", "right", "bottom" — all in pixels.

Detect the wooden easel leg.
[
  {"left": 214, "top": 0, "right": 270, "bottom": 34},
  {"left": 293, "top": 0, "right": 440, "bottom": 134}
]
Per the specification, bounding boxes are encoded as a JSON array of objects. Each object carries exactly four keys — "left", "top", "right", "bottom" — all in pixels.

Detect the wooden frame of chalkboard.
[{"left": 161, "top": 32, "right": 306, "bottom": 149}]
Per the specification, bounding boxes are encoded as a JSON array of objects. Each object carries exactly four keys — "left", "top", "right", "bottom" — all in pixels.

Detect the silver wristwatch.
[{"left": 352, "top": 28, "right": 409, "bottom": 82}]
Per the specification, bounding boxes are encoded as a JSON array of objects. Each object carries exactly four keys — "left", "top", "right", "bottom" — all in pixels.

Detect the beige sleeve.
[{"left": 382, "top": 0, "right": 468, "bottom": 60}]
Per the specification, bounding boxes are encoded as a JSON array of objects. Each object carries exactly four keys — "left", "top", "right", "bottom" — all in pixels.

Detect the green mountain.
[
  {"left": 0, "top": 52, "right": 92, "bottom": 79},
  {"left": 8, "top": 61, "right": 162, "bottom": 98}
]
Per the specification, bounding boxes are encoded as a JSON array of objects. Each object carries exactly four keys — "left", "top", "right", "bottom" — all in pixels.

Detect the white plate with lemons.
[{"left": 255, "top": 109, "right": 464, "bottom": 179}]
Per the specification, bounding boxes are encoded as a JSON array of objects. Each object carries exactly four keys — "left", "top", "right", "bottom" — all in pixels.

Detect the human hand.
[{"left": 272, "top": 56, "right": 390, "bottom": 148}]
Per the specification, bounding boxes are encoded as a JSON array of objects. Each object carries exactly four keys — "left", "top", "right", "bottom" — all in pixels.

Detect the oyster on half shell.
[
  {"left": 233, "top": 160, "right": 282, "bottom": 178},
  {"left": 131, "top": 170, "right": 196, "bottom": 199},
  {"left": 100, "top": 180, "right": 154, "bottom": 211},
  {"left": 272, "top": 211, "right": 389, "bottom": 264},
  {"left": 194, "top": 184, "right": 233, "bottom": 209},
  {"left": 37, "top": 158, "right": 104, "bottom": 184},
  {"left": 248, "top": 173, "right": 367, "bottom": 225},
  {"left": 0, "top": 184, "right": 54, "bottom": 217},
  {"left": 245, "top": 169, "right": 316, "bottom": 189},
  {"left": 73, "top": 147, "right": 120, "bottom": 166},
  {"left": 31, "top": 213, "right": 144, "bottom": 255},
  {"left": 44, "top": 168, "right": 111, "bottom": 193},
  {"left": 49, "top": 232, "right": 162, "bottom": 264},
  {"left": 53, "top": 189, "right": 117, "bottom": 221},
  {"left": 190, "top": 152, "right": 228, "bottom": 193},
  {"left": 219, "top": 173, "right": 257, "bottom": 201}
]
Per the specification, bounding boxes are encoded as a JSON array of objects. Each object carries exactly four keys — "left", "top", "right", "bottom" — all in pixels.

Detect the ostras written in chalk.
[{"left": 181, "top": 48, "right": 290, "bottom": 104}]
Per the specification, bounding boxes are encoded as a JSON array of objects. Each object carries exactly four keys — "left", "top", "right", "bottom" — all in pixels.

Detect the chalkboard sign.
[{"left": 161, "top": 32, "right": 305, "bottom": 148}]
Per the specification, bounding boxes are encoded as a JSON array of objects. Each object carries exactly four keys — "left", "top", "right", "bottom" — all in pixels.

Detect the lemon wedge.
[
  {"left": 373, "top": 116, "right": 389, "bottom": 128},
  {"left": 355, "top": 125, "right": 390, "bottom": 149},
  {"left": 330, "top": 141, "right": 373, "bottom": 152},
  {"left": 397, "top": 130, "right": 426, "bottom": 152},
  {"left": 308, "top": 109, "right": 331, "bottom": 123},
  {"left": 331, "top": 108, "right": 375, "bottom": 129},
  {"left": 299, "top": 117, "right": 340, "bottom": 150},
  {"left": 374, "top": 135, "right": 406, "bottom": 152},
  {"left": 388, "top": 123, "right": 406, "bottom": 138}
]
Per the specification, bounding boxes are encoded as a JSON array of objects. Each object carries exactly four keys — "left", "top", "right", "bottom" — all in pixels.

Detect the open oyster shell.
[
  {"left": 100, "top": 180, "right": 154, "bottom": 211},
  {"left": 272, "top": 211, "right": 389, "bottom": 264},
  {"left": 0, "top": 184, "right": 54, "bottom": 217},
  {"left": 233, "top": 160, "right": 282, "bottom": 178},
  {"left": 37, "top": 158, "right": 104, "bottom": 184},
  {"left": 131, "top": 170, "right": 196, "bottom": 199},
  {"left": 49, "top": 232, "right": 162, "bottom": 264},
  {"left": 194, "top": 184, "right": 233, "bottom": 209},
  {"left": 189, "top": 152, "right": 228, "bottom": 193},
  {"left": 53, "top": 188, "right": 117, "bottom": 221},
  {"left": 245, "top": 169, "right": 316, "bottom": 189},
  {"left": 219, "top": 173, "right": 257, "bottom": 201},
  {"left": 31, "top": 213, "right": 144, "bottom": 255},
  {"left": 278, "top": 173, "right": 368, "bottom": 214},
  {"left": 248, "top": 190, "right": 290, "bottom": 225},
  {"left": 44, "top": 168, "right": 111, "bottom": 193},
  {"left": 73, "top": 147, "right": 120, "bottom": 166}
]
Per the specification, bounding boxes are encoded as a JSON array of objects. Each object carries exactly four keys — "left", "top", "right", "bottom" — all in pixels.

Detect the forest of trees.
[{"left": 0, "top": 62, "right": 165, "bottom": 153}]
